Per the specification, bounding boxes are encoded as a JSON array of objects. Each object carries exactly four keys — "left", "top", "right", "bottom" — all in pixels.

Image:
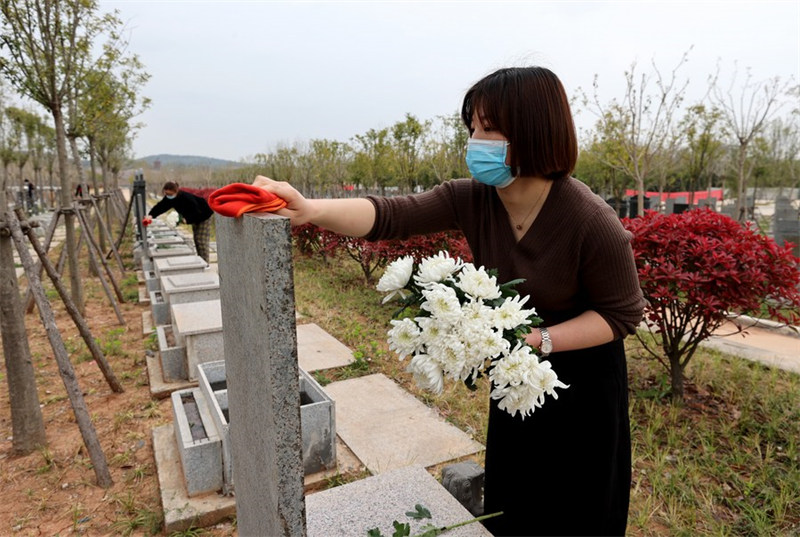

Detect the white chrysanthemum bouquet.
[{"left": 376, "top": 251, "right": 568, "bottom": 419}]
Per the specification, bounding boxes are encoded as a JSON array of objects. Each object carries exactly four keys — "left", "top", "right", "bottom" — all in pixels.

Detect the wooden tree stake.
[{"left": 6, "top": 209, "right": 113, "bottom": 488}]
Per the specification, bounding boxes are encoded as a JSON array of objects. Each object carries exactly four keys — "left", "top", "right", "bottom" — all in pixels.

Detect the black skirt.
[{"left": 482, "top": 339, "right": 631, "bottom": 537}]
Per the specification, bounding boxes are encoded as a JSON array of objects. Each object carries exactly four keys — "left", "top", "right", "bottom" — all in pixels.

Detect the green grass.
[
  {"left": 110, "top": 492, "right": 163, "bottom": 536},
  {"left": 293, "top": 250, "right": 800, "bottom": 537},
  {"left": 121, "top": 272, "right": 140, "bottom": 302}
]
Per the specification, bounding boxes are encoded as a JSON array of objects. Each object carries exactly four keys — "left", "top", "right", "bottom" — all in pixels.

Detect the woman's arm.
[
  {"left": 524, "top": 310, "right": 614, "bottom": 353},
  {"left": 253, "top": 175, "right": 375, "bottom": 237}
]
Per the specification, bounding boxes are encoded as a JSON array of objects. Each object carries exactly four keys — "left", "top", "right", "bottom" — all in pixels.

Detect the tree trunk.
[
  {"left": 637, "top": 176, "right": 645, "bottom": 217},
  {"left": 0, "top": 190, "right": 47, "bottom": 454},
  {"left": 670, "top": 358, "right": 685, "bottom": 402},
  {"left": 89, "top": 144, "right": 105, "bottom": 254},
  {"left": 6, "top": 209, "right": 113, "bottom": 488},
  {"left": 101, "top": 162, "right": 112, "bottom": 249},
  {"left": 52, "top": 106, "right": 84, "bottom": 314},
  {"left": 736, "top": 142, "right": 748, "bottom": 222},
  {"left": 48, "top": 168, "right": 55, "bottom": 210}
]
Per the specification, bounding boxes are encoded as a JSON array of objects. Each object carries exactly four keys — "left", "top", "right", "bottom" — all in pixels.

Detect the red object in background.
[
  {"left": 624, "top": 189, "right": 724, "bottom": 203},
  {"left": 207, "top": 183, "right": 288, "bottom": 218},
  {"left": 142, "top": 216, "right": 152, "bottom": 227}
]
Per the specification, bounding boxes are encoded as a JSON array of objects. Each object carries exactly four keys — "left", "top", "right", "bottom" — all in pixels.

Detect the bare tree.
[
  {"left": 709, "top": 63, "right": 791, "bottom": 221},
  {"left": 677, "top": 104, "right": 727, "bottom": 204},
  {"left": 581, "top": 50, "right": 691, "bottom": 216}
]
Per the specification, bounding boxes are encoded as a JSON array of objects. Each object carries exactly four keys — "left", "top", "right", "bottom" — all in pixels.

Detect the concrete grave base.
[
  {"left": 323, "top": 373, "right": 484, "bottom": 474},
  {"left": 153, "top": 424, "right": 235, "bottom": 534},
  {"left": 305, "top": 465, "right": 493, "bottom": 537},
  {"left": 137, "top": 286, "right": 150, "bottom": 305},
  {"left": 297, "top": 322, "right": 355, "bottom": 371},
  {"left": 146, "top": 354, "right": 195, "bottom": 399},
  {"left": 171, "top": 388, "right": 223, "bottom": 497},
  {"left": 154, "top": 423, "right": 365, "bottom": 534},
  {"left": 149, "top": 290, "right": 169, "bottom": 326},
  {"left": 156, "top": 325, "right": 187, "bottom": 381},
  {"left": 141, "top": 310, "right": 155, "bottom": 336}
]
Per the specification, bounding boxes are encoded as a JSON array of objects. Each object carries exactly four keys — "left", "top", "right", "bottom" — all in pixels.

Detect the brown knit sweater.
[{"left": 366, "top": 177, "right": 645, "bottom": 338}]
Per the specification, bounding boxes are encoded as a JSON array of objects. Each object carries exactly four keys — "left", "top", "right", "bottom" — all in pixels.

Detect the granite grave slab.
[
  {"left": 154, "top": 254, "right": 209, "bottom": 279},
  {"left": 172, "top": 299, "right": 224, "bottom": 379},
  {"left": 323, "top": 373, "right": 484, "bottom": 474},
  {"left": 161, "top": 272, "right": 220, "bottom": 307}
]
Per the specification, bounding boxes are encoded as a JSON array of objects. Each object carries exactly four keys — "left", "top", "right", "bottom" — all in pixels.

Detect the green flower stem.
[{"left": 411, "top": 511, "right": 503, "bottom": 537}]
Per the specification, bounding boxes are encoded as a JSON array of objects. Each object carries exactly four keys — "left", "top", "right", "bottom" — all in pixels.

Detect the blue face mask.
[
  {"left": 165, "top": 194, "right": 177, "bottom": 200},
  {"left": 465, "top": 139, "right": 515, "bottom": 188}
]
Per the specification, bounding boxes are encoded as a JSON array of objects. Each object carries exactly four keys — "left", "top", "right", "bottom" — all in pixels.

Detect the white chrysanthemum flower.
[
  {"left": 489, "top": 343, "right": 538, "bottom": 389},
  {"left": 465, "top": 326, "right": 509, "bottom": 360},
  {"left": 376, "top": 255, "right": 414, "bottom": 303},
  {"left": 434, "top": 337, "right": 469, "bottom": 381},
  {"left": 493, "top": 294, "right": 536, "bottom": 331},
  {"left": 416, "top": 316, "right": 448, "bottom": 347},
  {"left": 491, "top": 383, "right": 545, "bottom": 420},
  {"left": 414, "top": 251, "right": 463, "bottom": 286},
  {"left": 456, "top": 264, "right": 501, "bottom": 301},
  {"left": 420, "top": 284, "right": 462, "bottom": 325},
  {"left": 166, "top": 211, "right": 180, "bottom": 227},
  {"left": 460, "top": 300, "right": 495, "bottom": 326},
  {"left": 530, "top": 360, "right": 569, "bottom": 400},
  {"left": 458, "top": 302, "right": 494, "bottom": 341},
  {"left": 407, "top": 354, "right": 444, "bottom": 394},
  {"left": 387, "top": 318, "right": 422, "bottom": 358}
]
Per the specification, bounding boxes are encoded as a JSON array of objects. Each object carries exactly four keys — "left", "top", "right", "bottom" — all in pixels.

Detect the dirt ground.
[{"left": 0, "top": 272, "right": 236, "bottom": 536}]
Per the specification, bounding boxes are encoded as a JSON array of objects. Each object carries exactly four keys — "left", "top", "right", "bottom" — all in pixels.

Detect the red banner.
[{"left": 624, "top": 189, "right": 723, "bottom": 203}]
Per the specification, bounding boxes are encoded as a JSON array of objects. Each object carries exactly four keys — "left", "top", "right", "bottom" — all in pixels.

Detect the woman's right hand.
[{"left": 252, "top": 175, "right": 316, "bottom": 226}]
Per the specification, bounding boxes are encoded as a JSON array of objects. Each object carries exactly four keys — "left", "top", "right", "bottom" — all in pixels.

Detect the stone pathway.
[
  {"left": 324, "top": 373, "right": 484, "bottom": 475},
  {"left": 306, "top": 465, "right": 492, "bottom": 537}
]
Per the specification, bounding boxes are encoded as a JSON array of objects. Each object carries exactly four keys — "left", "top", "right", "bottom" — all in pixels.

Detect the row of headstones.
[
  {"left": 608, "top": 195, "right": 800, "bottom": 253},
  {"left": 130, "top": 186, "right": 490, "bottom": 536},
  {"left": 136, "top": 220, "right": 338, "bottom": 500},
  {"left": 183, "top": 212, "right": 492, "bottom": 536},
  {"left": 606, "top": 195, "right": 719, "bottom": 218},
  {"left": 774, "top": 197, "right": 800, "bottom": 256}
]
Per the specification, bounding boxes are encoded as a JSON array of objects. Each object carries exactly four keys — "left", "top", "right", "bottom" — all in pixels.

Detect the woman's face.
[
  {"left": 471, "top": 109, "right": 512, "bottom": 167},
  {"left": 471, "top": 110, "right": 507, "bottom": 142}
]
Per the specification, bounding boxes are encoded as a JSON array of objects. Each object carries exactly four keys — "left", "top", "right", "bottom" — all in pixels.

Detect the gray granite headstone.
[{"left": 215, "top": 212, "right": 306, "bottom": 537}]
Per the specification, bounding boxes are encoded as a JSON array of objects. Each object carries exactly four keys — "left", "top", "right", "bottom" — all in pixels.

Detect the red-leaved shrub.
[
  {"left": 623, "top": 208, "right": 800, "bottom": 400},
  {"left": 291, "top": 224, "right": 472, "bottom": 283}
]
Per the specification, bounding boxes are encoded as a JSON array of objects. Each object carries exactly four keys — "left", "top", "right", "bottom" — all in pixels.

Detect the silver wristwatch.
[{"left": 538, "top": 327, "right": 552, "bottom": 356}]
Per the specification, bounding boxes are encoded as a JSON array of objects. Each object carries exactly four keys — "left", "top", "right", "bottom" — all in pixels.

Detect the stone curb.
[{"left": 725, "top": 313, "right": 800, "bottom": 339}]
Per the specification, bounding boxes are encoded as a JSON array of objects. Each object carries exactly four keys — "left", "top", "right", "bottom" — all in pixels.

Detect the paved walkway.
[{"left": 702, "top": 320, "right": 800, "bottom": 375}]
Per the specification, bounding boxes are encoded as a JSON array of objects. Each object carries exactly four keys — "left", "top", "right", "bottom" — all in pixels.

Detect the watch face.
[{"left": 541, "top": 340, "right": 553, "bottom": 354}]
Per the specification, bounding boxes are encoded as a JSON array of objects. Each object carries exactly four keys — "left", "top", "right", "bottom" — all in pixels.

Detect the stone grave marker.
[
  {"left": 161, "top": 271, "right": 220, "bottom": 306},
  {"left": 215, "top": 212, "right": 306, "bottom": 536},
  {"left": 154, "top": 254, "right": 209, "bottom": 278},
  {"left": 171, "top": 299, "right": 225, "bottom": 379}
]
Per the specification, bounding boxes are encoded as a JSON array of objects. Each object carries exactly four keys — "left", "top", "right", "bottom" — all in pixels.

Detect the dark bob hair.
[
  {"left": 162, "top": 181, "right": 180, "bottom": 192},
  {"left": 461, "top": 67, "right": 577, "bottom": 181}
]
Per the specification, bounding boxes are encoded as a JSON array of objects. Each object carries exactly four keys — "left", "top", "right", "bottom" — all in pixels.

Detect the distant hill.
[{"left": 130, "top": 154, "right": 243, "bottom": 168}]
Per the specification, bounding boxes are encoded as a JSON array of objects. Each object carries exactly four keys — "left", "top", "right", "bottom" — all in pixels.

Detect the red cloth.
[{"left": 207, "top": 183, "right": 287, "bottom": 218}]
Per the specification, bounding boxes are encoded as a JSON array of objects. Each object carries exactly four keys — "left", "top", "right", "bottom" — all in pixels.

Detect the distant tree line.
[{"left": 185, "top": 53, "right": 798, "bottom": 224}]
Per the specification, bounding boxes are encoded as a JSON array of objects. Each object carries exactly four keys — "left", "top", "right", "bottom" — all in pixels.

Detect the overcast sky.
[{"left": 101, "top": 0, "right": 799, "bottom": 162}]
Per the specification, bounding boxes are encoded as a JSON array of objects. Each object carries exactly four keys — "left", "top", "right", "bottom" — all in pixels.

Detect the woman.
[
  {"left": 255, "top": 66, "right": 645, "bottom": 536},
  {"left": 143, "top": 181, "right": 214, "bottom": 262}
]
